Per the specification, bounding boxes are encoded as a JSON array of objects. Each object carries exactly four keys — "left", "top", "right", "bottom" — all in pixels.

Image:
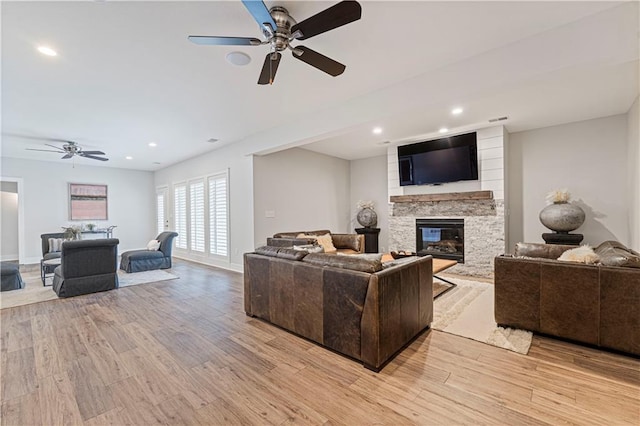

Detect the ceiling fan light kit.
[{"left": 188, "top": 0, "right": 362, "bottom": 85}]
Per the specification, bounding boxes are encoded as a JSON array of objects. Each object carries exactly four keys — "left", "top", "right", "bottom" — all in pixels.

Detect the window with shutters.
[
  {"left": 208, "top": 172, "right": 228, "bottom": 256},
  {"left": 174, "top": 184, "right": 187, "bottom": 249},
  {"left": 189, "top": 180, "right": 205, "bottom": 252},
  {"left": 156, "top": 189, "right": 166, "bottom": 236}
]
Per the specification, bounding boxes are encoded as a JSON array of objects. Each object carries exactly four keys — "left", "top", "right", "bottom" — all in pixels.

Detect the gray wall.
[
  {"left": 1, "top": 157, "right": 155, "bottom": 263},
  {"left": 253, "top": 148, "right": 351, "bottom": 248},
  {"left": 350, "top": 155, "right": 389, "bottom": 252},
  {"left": 154, "top": 141, "right": 254, "bottom": 271},
  {"left": 627, "top": 96, "right": 639, "bottom": 251},
  {"left": 508, "top": 114, "right": 629, "bottom": 248}
]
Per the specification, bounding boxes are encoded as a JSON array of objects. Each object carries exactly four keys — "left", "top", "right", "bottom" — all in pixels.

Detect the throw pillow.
[
  {"left": 48, "top": 238, "right": 64, "bottom": 253},
  {"left": 557, "top": 245, "right": 600, "bottom": 264},
  {"left": 293, "top": 244, "right": 324, "bottom": 253},
  {"left": 147, "top": 239, "right": 161, "bottom": 251},
  {"left": 297, "top": 233, "right": 337, "bottom": 253}
]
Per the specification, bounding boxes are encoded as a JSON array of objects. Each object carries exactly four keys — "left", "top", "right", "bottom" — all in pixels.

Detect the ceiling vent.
[
  {"left": 207, "top": 138, "right": 219, "bottom": 143},
  {"left": 488, "top": 116, "right": 509, "bottom": 123}
]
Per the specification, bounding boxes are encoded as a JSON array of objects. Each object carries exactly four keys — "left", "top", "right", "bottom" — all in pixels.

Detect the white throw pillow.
[
  {"left": 298, "top": 233, "right": 336, "bottom": 253},
  {"left": 557, "top": 245, "right": 600, "bottom": 264},
  {"left": 48, "top": 238, "right": 64, "bottom": 253},
  {"left": 147, "top": 239, "right": 161, "bottom": 251}
]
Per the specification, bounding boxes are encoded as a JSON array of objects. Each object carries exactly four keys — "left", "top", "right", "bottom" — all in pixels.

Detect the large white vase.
[{"left": 539, "top": 201, "right": 585, "bottom": 233}]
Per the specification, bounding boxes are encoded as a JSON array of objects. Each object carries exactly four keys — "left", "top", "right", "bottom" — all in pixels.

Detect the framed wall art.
[{"left": 69, "top": 183, "right": 108, "bottom": 220}]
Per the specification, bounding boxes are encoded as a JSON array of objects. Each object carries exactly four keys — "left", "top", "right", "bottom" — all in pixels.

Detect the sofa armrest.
[
  {"left": 361, "top": 256, "right": 433, "bottom": 370},
  {"left": 332, "top": 234, "right": 365, "bottom": 253},
  {"left": 514, "top": 242, "right": 575, "bottom": 259}
]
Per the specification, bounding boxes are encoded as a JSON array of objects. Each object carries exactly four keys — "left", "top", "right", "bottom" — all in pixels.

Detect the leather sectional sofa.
[
  {"left": 495, "top": 241, "right": 640, "bottom": 356},
  {"left": 244, "top": 246, "right": 433, "bottom": 371},
  {"left": 266, "top": 229, "right": 364, "bottom": 254}
]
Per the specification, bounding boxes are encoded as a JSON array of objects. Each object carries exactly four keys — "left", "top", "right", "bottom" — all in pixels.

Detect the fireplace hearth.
[{"left": 416, "top": 219, "right": 464, "bottom": 263}]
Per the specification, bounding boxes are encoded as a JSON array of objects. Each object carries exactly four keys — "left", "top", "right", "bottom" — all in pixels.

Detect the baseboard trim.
[{"left": 173, "top": 254, "right": 243, "bottom": 273}]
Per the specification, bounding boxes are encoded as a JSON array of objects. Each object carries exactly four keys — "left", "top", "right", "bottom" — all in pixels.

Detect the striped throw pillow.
[{"left": 48, "top": 238, "right": 64, "bottom": 253}]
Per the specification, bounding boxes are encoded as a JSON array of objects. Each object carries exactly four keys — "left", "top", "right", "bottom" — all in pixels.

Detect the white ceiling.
[{"left": 2, "top": 1, "right": 638, "bottom": 169}]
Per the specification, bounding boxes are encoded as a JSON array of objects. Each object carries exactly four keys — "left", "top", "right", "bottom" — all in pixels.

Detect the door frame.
[{"left": 1, "top": 176, "right": 25, "bottom": 264}]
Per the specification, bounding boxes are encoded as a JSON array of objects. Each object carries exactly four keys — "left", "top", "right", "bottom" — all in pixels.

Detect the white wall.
[
  {"left": 350, "top": 155, "right": 389, "bottom": 252},
  {"left": 1, "top": 158, "right": 155, "bottom": 264},
  {"left": 1, "top": 182, "right": 19, "bottom": 261},
  {"left": 253, "top": 148, "right": 351, "bottom": 248},
  {"left": 154, "top": 142, "right": 254, "bottom": 272},
  {"left": 628, "top": 97, "right": 639, "bottom": 251},
  {"left": 508, "top": 114, "right": 629, "bottom": 248}
]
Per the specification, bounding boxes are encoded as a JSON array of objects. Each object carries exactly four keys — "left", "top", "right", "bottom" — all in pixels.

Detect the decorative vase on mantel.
[{"left": 539, "top": 189, "right": 585, "bottom": 233}]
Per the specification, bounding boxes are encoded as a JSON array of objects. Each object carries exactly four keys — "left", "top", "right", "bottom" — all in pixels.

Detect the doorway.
[{"left": 1, "top": 177, "right": 25, "bottom": 264}]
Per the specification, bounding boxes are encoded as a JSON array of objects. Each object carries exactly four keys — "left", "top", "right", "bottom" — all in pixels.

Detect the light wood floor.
[{"left": 1, "top": 259, "right": 638, "bottom": 425}]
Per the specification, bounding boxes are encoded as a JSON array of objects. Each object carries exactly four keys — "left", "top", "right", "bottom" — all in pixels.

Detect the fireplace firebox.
[{"left": 416, "top": 219, "right": 464, "bottom": 263}]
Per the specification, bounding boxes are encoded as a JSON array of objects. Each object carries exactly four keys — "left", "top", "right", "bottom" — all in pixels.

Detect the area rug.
[
  {"left": 432, "top": 277, "right": 533, "bottom": 354},
  {"left": 0, "top": 269, "right": 179, "bottom": 310},
  {"left": 432, "top": 280, "right": 454, "bottom": 299}
]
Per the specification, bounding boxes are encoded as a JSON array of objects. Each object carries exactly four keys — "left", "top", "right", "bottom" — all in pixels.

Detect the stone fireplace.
[{"left": 389, "top": 192, "right": 505, "bottom": 277}]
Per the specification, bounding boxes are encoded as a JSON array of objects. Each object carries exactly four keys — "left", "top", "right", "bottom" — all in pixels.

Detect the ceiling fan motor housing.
[{"left": 268, "top": 6, "right": 296, "bottom": 52}]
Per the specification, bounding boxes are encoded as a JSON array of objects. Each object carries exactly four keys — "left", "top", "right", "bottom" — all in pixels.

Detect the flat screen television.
[{"left": 398, "top": 132, "right": 478, "bottom": 186}]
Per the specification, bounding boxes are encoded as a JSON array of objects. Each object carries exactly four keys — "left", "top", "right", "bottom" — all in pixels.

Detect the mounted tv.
[{"left": 398, "top": 132, "right": 478, "bottom": 186}]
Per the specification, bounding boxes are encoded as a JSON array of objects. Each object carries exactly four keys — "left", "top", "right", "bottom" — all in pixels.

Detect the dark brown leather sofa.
[
  {"left": 266, "top": 229, "right": 365, "bottom": 254},
  {"left": 244, "top": 247, "right": 433, "bottom": 371},
  {"left": 495, "top": 241, "right": 640, "bottom": 356}
]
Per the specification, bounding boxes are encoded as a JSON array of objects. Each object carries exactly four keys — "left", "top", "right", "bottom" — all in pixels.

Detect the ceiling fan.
[
  {"left": 26, "top": 139, "right": 109, "bottom": 161},
  {"left": 188, "top": 0, "right": 362, "bottom": 85}
]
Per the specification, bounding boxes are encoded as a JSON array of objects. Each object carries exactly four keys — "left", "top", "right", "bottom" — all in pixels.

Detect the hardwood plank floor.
[{"left": 1, "top": 259, "right": 638, "bottom": 425}]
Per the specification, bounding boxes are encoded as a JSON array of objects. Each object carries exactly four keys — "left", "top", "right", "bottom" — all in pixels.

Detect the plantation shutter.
[
  {"left": 208, "top": 173, "right": 228, "bottom": 256},
  {"left": 174, "top": 184, "right": 187, "bottom": 249},
  {"left": 189, "top": 180, "right": 205, "bottom": 252},
  {"left": 156, "top": 192, "right": 165, "bottom": 236}
]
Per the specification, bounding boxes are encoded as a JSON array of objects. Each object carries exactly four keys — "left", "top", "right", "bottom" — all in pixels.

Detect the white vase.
[{"left": 539, "top": 202, "right": 585, "bottom": 233}]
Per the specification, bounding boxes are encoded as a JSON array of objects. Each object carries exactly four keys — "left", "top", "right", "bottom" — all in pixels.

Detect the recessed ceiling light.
[
  {"left": 452, "top": 107, "right": 463, "bottom": 115},
  {"left": 372, "top": 127, "right": 383, "bottom": 135},
  {"left": 439, "top": 128, "right": 448, "bottom": 134},
  {"left": 148, "top": 142, "right": 157, "bottom": 147},
  {"left": 225, "top": 51, "right": 251, "bottom": 66},
  {"left": 37, "top": 46, "right": 57, "bottom": 56},
  {"left": 125, "top": 156, "right": 133, "bottom": 160}
]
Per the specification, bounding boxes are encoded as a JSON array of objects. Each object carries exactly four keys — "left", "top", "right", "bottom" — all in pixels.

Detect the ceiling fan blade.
[
  {"left": 291, "top": 1, "right": 362, "bottom": 41},
  {"left": 188, "top": 36, "right": 261, "bottom": 46},
  {"left": 241, "top": 0, "right": 277, "bottom": 33},
  {"left": 26, "top": 148, "right": 61, "bottom": 153},
  {"left": 258, "top": 52, "right": 282, "bottom": 85},
  {"left": 61, "top": 153, "right": 74, "bottom": 159},
  {"left": 79, "top": 150, "right": 106, "bottom": 155},
  {"left": 80, "top": 153, "right": 109, "bottom": 161},
  {"left": 44, "top": 143, "right": 65, "bottom": 151},
  {"left": 292, "top": 46, "right": 345, "bottom": 76}
]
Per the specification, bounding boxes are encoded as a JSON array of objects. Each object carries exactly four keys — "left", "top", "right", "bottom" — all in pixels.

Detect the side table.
[
  {"left": 355, "top": 227, "right": 380, "bottom": 253},
  {"left": 41, "top": 258, "right": 61, "bottom": 286}
]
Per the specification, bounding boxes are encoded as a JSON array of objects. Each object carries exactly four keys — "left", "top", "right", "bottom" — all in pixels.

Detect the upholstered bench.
[
  {"left": 1, "top": 262, "right": 25, "bottom": 291},
  {"left": 120, "top": 232, "right": 178, "bottom": 273}
]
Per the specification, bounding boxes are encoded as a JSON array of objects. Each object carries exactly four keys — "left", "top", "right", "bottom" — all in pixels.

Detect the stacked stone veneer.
[{"left": 389, "top": 199, "right": 505, "bottom": 278}]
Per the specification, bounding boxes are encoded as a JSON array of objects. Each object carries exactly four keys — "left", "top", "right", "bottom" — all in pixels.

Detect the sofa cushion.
[
  {"left": 302, "top": 252, "right": 382, "bottom": 273},
  {"left": 595, "top": 241, "right": 640, "bottom": 268},
  {"left": 332, "top": 234, "right": 361, "bottom": 252}
]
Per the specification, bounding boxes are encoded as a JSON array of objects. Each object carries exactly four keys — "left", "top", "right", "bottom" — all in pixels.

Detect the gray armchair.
[
  {"left": 41, "top": 232, "right": 66, "bottom": 260},
  {"left": 119, "top": 232, "right": 178, "bottom": 273},
  {"left": 52, "top": 238, "right": 119, "bottom": 297}
]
